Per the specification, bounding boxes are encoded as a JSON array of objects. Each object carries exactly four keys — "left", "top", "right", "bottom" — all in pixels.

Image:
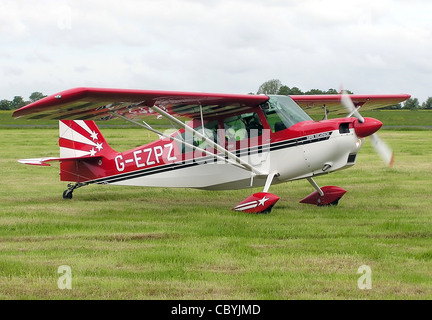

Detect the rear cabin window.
[{"left": 176, "top": 120, "right": 219, "bottom": 154}]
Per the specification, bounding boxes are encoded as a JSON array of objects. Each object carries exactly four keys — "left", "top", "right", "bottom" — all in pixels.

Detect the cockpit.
[
  {"left": 172, "top": 95, "right": 313, "bottom": 153},
  {"left": 262, "top": 95, "right": 313, "bottom": 132}
]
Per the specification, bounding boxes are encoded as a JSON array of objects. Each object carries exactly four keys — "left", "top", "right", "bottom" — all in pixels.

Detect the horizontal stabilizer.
[{"left": 18, "top": 155, "right": 102, "bottom": 167}]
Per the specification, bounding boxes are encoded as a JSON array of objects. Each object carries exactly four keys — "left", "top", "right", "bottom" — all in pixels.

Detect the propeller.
[{"left": 340, "top": 91, "right": 394, "bottom": 167}]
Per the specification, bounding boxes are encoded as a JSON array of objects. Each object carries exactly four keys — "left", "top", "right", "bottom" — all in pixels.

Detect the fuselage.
[{"left": 65, "top": 96, "right": 378, "bottom": 191}]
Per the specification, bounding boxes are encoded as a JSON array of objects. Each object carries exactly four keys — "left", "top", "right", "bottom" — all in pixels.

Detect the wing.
[
  {"left": 13, "top": 87, "right": 269, "bottom": 121},
  {"left": 290, "top": 94, "right": 411, "bottom": 115}
]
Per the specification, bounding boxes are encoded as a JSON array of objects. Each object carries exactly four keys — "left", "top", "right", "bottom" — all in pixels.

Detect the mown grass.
[
  {"left": 311, "top": 109, "right": 432, "bottom": 128},
  {"left": 0, "top": 126, "right": 432, "bottom": 300}
]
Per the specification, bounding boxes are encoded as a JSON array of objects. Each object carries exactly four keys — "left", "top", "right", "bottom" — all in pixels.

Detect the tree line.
[
  {"left": 255, "top": 79, "right": 432, "bottom": 110},
  {"left": 0, "top": 92, "right": 46, "bottom": 110},
  {"left": 1, "top": 82, "right": 431, "bottom": 110}
]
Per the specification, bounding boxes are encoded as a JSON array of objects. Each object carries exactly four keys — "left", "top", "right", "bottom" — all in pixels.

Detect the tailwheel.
[
  {"left": 62, "top": 182, "right": 87, "bottom": 200},
  {"left": 62, "top": 189, "right": 73, "bottom": 200}
]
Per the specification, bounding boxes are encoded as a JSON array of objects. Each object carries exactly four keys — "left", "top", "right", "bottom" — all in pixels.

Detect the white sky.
[{"left": 1, "top": 0, "right": 431, "bottom": 102}]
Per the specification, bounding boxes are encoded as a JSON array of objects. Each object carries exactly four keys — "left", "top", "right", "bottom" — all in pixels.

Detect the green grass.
[
  {"left": 361, "top": 109, "right": 432, "bottom": 127},
  {"left": 310, "top": 109, "right": 432, "bottom": 128},
  {"left": 1, "top": 126, "right": 432, "bottom": 299}
]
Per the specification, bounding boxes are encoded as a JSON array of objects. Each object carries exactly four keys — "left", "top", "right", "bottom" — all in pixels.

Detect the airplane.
[{"left": 12, "top": 87, "right": 410, "bottom": 213}]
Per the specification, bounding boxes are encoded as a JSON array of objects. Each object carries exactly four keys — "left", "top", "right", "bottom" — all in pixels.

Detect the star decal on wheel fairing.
[
  {"left": 233, "top": 196, "right": 272, "bottom": 211},
  {"left": 257, "top": 196, "right": 270, "bottom": 206}
]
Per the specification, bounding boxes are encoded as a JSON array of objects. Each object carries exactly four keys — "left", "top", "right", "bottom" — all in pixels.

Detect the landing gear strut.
[{"left": 62, "top": 182, "right": 87, "bottom": 200}]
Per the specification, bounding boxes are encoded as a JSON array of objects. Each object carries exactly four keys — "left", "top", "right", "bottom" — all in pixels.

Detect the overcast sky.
[{"left": 1, "top": 0, "right": 431, "bottom": 102}]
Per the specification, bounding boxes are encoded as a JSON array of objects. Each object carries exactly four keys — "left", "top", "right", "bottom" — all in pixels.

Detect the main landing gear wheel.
[
  {"left": 300, "top": 183, "right": 347, "bottom": 206},
  {"left": 319, "top": 198, "right": 341, "bottom": 207}
]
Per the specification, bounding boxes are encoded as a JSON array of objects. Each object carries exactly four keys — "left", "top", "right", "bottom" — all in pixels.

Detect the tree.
[
  {"left": 11, "top": 96, "right": 26, "bottom": 109},
  {"left": 422, "top": 97, "right": 432, "bottom": 109},
  {"left": 277, "top": 85, "right": 291, "bottom": 95},
  {"left": 277, "top": 85, "right": 304, "bottom": 95},
  {"left": 404, "top": 98, "right": 420, "bottom": 110},
  {"left": 29, "top": 92, "right": 46, "bottom": 102},
  {"left": 326, "top": 88, "right": 338, "bottom": 94},
  {"left": 305, "top": 89, "right": 325, "bottom": 95},
  {"left": 257, "top": 79, "right": 282, "bottom": 95},
  {"left": 288, "top": 87, "right": 303, "bottom": 95},
  {"left": 256, "top": 79, "right": 354, "bottom": 96},
  {"left": 0, "top": 99, "right": 12, "bottom": 110}
]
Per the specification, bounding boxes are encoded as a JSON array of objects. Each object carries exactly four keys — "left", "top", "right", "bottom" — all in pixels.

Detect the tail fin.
[
  {"left": 59, "top": 120, "right": 115, "bottom": 158},
  {"left": 18, "top": 120, "right": 116, "bottom": 183},
  {"left": 59, "top": 120, "right": 116, "bottom": 183}
]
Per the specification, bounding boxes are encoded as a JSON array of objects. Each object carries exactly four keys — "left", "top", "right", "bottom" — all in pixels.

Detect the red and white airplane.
[{"left": 13, "top": 87, "right": 410, "bottom": 213}]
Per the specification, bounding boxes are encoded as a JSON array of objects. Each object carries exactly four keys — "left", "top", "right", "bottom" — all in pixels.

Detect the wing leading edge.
[{"left": 13, "top": 87, "right": 411, "bottom": 121}]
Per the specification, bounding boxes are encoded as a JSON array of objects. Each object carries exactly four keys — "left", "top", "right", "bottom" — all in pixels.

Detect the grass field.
[{"left": 1, "top": 113, "right": 432, "bottom": 299}]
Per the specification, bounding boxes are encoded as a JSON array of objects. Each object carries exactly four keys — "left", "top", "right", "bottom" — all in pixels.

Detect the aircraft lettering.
[
  {"left": 154, "top": 145, "right": 163, "bottom": 164},
  {"left": 143, "top": 148, "right": 155, "bottom": 166},
  {"left": 165, "top": 143, "right": 177, "bottom": 161},
  {"left": 133, "top": 150, "right": 145, "bottom": 168},
  {"left": 115, "top": 143, "right": 178, "bottom": 172},
  {"left": 115, "top": 155, "right": 125, "bottom": 172},
  {"left": 306, "top": 132, "right": 330, "bottom": 141}
]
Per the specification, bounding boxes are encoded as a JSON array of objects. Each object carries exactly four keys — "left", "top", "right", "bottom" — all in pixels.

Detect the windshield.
[{"left": 263, "top": 95, "right": 312, "bottom": 132}]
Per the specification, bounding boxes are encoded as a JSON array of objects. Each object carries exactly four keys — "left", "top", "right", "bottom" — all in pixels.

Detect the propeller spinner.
[{"left": 341, "top": 91, "right": 394, "bottom": 167}]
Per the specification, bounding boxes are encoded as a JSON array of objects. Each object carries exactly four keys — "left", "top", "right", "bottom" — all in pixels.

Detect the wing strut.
[
  {"left": 110, "top": 112, "right": 263, "bottom": 175},
  {"left": 150, "top": 105, "right": 266, "bottom": 176}
]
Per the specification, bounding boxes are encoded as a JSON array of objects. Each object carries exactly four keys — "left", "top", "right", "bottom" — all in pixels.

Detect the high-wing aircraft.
[{"left": 13, "top": 87, "right": 410, "bottom": 213}]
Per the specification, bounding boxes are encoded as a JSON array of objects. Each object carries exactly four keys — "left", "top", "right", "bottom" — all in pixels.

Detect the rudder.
[
  {"left": 59, "top": 120, "right": 116, "bottom": 183},
  {"left": 59, "top": 120, "right": 115, "bottom": 158}
]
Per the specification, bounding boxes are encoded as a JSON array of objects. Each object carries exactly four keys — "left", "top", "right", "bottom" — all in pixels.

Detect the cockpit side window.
[
  {"left": 262, "top": 106, "right": 287, "bottom": 133},
  {"left": 261, "top": 96, "right": 312, "bottom": 133}
]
